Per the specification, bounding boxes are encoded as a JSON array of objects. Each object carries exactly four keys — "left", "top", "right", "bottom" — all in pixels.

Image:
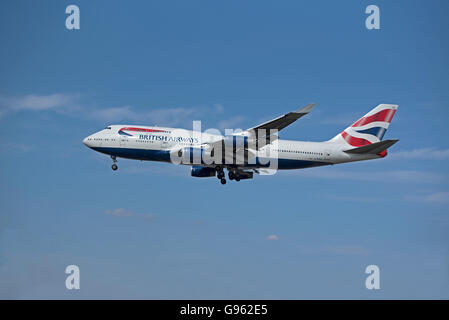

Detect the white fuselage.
[{"left": 83, "top": 125, "right": 381, "bottom": 171}]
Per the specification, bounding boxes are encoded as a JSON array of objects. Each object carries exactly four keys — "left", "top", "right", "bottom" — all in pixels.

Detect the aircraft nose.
[{"left": 83, "top": 136, "right": 92, "bottom": 147}]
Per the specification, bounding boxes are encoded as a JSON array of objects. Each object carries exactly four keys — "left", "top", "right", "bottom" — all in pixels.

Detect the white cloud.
[
  {"left": 214, "top": 104, "right": 224, "bottom": 113},
  {"left": 89, "top": 105, "right": 222, "bottom": 127},
  {"left": 141, "top": 213, "right": 156, "bottom": 220},
  {"left": 217, "top": 115, "right": 246, "bottom": 130},
  {"left": 105, "top": 208, "right": 134, "bottom": 217},
  {"left": 322, "top": 194, "right": 378, "bottom": 203},
  {"left": 0, "top": 93, "right": 78, "bottom": 116},
  {"left": 14, "top": 94, "right": 75, "bottom": 111},
  {"left": 0, "top": 94, "right": 225, "bottom": 127},
  {"left": 292, "top": 168, "right": 445, "bottom": 184},
  {"left": 390, "top": 148, "right": 449, "bottom": 160},
  {"left": 90, "top": 106, "right": 134, "bottom": 123},
  {"left": 326, "top": 245, "right": 369, "bottom": 256},
  {"left": 0, "top": 143, "right": 33, "bottom": 152},
  {"left": 404, "top": 192, "right": 449, "bottom": 204},
  {"left": 320, "top": 114, "right": 357, "bottom": 126},
  {"left": 266, "top": 234, "right": 279, "bottom": 241},
  {"left": 105, "top": 208, "right": 156, "bottom": 219},
  {"left": 0, "top": 93, "right": 238, "bottom": 132}
]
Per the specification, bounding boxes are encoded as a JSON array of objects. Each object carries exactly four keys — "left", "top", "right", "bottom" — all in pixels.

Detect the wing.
[
  {"left": 244, "top": 103, "right": 316, "bottom": 147},
  {"left": 199, "top": 103, "right": 316, "bottom": 159},
  {"left": 246, "top": 103, "right": 316, "bottom": 132}
]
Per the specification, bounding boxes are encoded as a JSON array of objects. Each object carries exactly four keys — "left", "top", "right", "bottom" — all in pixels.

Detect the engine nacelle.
[
  {"left": 237, "top": 171, "right": 253, "bottom": 180},
  {"left": 178, "top": 147, "right": 211, "bottom": 164},
  {"left": 191, "top": 166, "right": 216, "bottom": 178}
]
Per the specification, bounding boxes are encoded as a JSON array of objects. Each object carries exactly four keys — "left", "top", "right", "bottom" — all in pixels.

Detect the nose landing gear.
[{"left": 111, "top": 156, "right": 118, "bottom": 171}]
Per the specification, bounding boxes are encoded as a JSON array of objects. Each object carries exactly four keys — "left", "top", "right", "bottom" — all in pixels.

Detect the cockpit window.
[{"left": 104, "top": 126, "right": 111, "bottom": 130}]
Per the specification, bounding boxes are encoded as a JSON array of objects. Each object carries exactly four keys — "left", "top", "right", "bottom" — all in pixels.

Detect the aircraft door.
[{"left": 120, "top": 135, "right": 127, "bottom": 147}]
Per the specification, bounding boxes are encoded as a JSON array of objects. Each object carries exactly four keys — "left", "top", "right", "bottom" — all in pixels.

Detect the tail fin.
[{"left": 330, "top": 104, "right": 398, "bottom": 147}]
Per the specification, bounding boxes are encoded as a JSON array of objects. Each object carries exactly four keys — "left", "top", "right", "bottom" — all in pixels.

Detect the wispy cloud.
[
  {"left": 90, "top": 106, "right": 134, "bottom": 123},
  {"left": 404, "top": 192, "right": 449, "bottom": 204},
  {"left": 296, "top": 244, "right": 371, "bottom": 256},
  {"left": 214, "top": 104, "right": 224, "bottom": 113},
  {"left": 321, "top": 194, "right": 379, "bottom": 203},
  {"left": 326, "top": 245, "right": 369, "bottom": 256},
  {"left": 90, "top": 103, "right": 234, "bottom": 129},
  {"left": 266, "top": 234, "right": 279, "bottom": 241},
  {"left": 0, "top": 93, "right": 79, "bottom": 117},
  {"left": 0, "top": 93, "right": 247, "bottom": 132},
  {"left": 0, "top": 93, "right": 212, "bottom": 124},
  {"left": 90, "top": 105, "right": 206, "bottom": 126},
  {"left": 105, "top": 208, "right": 156, "bottom": 220},
  {"left": 0, "top": 143, "right": 33, "bottom": 152},
  {"left": 291, "top": 168, "right": 445, "bottom": 184},
  {"left": 390, "top": 148, "right": 449, "bottom": 160},
  {"left": 105, "top": 208, "right": 134, "bottom": 217},
  {"left": 320, "top": 114, "right": 356, "bottom": 126},
  {"left": 217, "top": 115, "right": 246, "bottom": 131}
]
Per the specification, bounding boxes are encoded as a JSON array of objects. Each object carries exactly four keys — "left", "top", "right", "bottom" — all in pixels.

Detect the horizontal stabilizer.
[{"left": 344, "top": 139, "right": 399, "bottom": 154}]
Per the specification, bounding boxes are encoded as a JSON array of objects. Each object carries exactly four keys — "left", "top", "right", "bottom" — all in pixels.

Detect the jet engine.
[{"left": 191, "top": 166, "right": 216, "bottom": 177}]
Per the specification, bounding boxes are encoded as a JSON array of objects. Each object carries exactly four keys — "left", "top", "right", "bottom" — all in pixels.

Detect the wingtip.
[{"left": 296, "top": 103, "right": 317, "bottom": 114}]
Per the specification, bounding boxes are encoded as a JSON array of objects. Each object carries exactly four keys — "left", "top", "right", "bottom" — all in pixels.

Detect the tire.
[
  {"left": 229, "top": 172, "right": 235, "bottom": 180},
  {"left": 220, "top": 178, "right": 226, "bottom": 185},
  {"left": 235, "top": 177, "right": 240, "bottom": 182},
  {"left": 112, "top": 164, "right": 118, "bottom": 171},
  {"left": 217, "top": 172, "right": 224, "bottom": 179}
]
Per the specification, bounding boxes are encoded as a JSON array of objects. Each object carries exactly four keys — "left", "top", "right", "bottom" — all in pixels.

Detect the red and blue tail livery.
[{"left": 333, "top": 104, "right": 398, "bottom": 147}]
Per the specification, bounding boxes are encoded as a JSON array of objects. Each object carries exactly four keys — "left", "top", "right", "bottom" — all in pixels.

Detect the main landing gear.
[
  {"left": 215, "top": 166, "right": 226, "bottom": 185},
  {"left": 228, "top": 170, "right": 241, "bottom": 182},
  {"left": 111, "top": 156, "right": 118, "bottom": 171},
  {"left": 214, "top": 166, "right": 247, "bottom": 185}
]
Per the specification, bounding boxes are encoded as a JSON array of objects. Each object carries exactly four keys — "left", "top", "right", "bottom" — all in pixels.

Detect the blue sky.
[{"left": 0, "top": 0, "right": 448, "bottom": 299}]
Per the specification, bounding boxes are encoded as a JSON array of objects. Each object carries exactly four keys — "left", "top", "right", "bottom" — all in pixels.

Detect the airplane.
[{"left": 83, "top": 103, "right": 398, "bottom": 185}]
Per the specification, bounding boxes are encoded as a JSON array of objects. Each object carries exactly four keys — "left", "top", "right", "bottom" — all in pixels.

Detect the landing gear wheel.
[
  {"left": 217, "top": 172, "right": 224, "bottom": 179},
  {"left": 235, "top": 177, "right": 240, "bottom": 182},
  {"left": 220, "top": 178, "right": 226, "bottom": 185},
  {"left": 111, "top": 155, "right": 118, "bottom": 171},
  {"left": 229, "top": 172, "right": 235, "bottom": 180}
]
